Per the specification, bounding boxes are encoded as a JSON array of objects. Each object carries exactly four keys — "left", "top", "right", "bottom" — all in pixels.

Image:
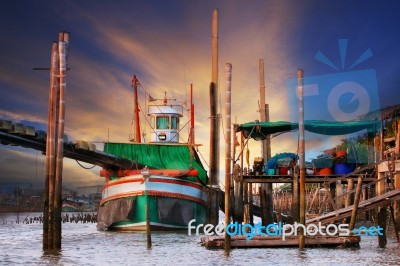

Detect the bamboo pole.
[
  {"left": 343, "top": 178, "right": 354, "bottom": 223},
  {"left": 259, "top": 59, "right": 273, "bottom": 225},
  {"left": 376, "top": 174, "right": 387, "bottom": 247},
  {"left": 249, "top": 183, "right": 254, "bottom": 225},
  {"left": 208, "top": 8, "right": 220, "bottom": 226},
  {"left": 209, "top": 81, "right": 219, "bottom": 226},
  {"left": 190, "top": 83, "right": 195, "bottom": 145},
  {"left": 297, "top": 68, "right": 305, "bottom": 249},
  {"left": 211, "top": 9, "right": 218, "bottom": 89},
  {"left": 240, "top": 128, "right": 249, "bottom": 224},
  {"left": 349, "top": 175, "right": 363, "bottom": 232},
  {"left": 53, "top": 32, "right": 69, "bottom": 249},
  {"left": 395, "top": 121, "right": 400, "bottom": 233},
  {"left": 292, "top": 173, "right": 299, "bottom": 222},
  {"left": 224, "top": 63, "right": 232, "bottom": 253},
  {"left": 44, "top": 41, "right": 58, "bottom": 250}
]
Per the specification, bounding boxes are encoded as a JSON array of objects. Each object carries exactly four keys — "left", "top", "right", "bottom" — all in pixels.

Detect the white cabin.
[{"left": 147, "top": 100, "right": 184, "bottom": 143}]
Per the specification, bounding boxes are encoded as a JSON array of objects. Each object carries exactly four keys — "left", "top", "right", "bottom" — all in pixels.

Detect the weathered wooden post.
[
  {"left": 297, "top": 68, "right": 306, "bottom": 249},
  {"left": 343, "top": 178, "right": 354, "bottom": 224},
  {"left": 208, "top": 8, "right": 220, "bottom": 226},
  {"left": 232, "top": 125, "right": 244, "bottom": 223},
  {"left": 53, "top": 32, "right": 69, "bottom": 250},
  {"left": 292, "top": 174, "right": 299, "bottom": 222},
  {"left": 336, "top": 180, "right": 344, "bottom": 209},
  {"left": 224, "top": 63, "right": 232, "bottom": 253},
  {"left": 376, "top": 129, "right": 387, "bottom": 248},
  {"left": 44, "top": 32, "right": 69, "bottom": 251},
  {"left": 349, "top": 175, "right": 363, "bottom": 231},
  {"left": 394, "top": 121, "right": 400, "bottom": 228},
  {"left": 44, "top": 41, "right": 58, "bottom": 251},
  {"left": 259, "top": 59, "right": 273, "bottom": 225}
]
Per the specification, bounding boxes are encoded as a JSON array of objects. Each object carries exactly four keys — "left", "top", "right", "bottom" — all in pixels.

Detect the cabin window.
[
  {"left": 171, "top": 117, "right": 179, "bottom": 130},
  {"left": 156, "top": 116, "right": 169, "bottom": 129}
]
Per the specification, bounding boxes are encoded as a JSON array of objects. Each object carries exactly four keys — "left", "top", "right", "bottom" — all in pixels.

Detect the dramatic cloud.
[{"left": 1, "top": 1, "right": 399, "bottom": 189}]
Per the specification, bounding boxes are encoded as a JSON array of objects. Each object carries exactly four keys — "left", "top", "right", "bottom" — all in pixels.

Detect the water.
[{"left": 0, "top": 213, "right": 399, "bottom": 265}]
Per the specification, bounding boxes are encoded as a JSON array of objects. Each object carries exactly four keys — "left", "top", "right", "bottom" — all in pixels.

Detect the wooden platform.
[{"left": 201, "top": 235, "right": 360, "bottom": 249}]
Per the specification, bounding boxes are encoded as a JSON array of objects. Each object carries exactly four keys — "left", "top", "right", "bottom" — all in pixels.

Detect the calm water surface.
[{"left": 0, "top": 212, "right": 399, "bottom": 265}]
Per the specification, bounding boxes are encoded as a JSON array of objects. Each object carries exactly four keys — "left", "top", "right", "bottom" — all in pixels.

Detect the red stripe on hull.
[
  {"left": 101, "top": 190, "right": 207, "bottom": 206},
  {"left": 102, "top": 176, "right": 144, "bottom": 190},
  {"left": 148, "top": 177, "right": 204, "bottom": 190}
]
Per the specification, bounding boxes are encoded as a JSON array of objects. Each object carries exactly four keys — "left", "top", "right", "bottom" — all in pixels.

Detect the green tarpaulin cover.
[
  {"left": 104, "top": 143, "right": 208, "bottom": 185},
  {"left": 237, "top": 120, "right": 381, "bottom": 140}
]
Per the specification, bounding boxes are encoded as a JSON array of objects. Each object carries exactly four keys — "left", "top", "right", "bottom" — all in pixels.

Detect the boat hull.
[{"left": 97, "top": 175, "right": 208, "bottom": 231}]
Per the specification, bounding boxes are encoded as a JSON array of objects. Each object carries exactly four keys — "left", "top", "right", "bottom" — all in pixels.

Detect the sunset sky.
[{"left": 1, "top": 1, "right": 399, "bottom": 189}]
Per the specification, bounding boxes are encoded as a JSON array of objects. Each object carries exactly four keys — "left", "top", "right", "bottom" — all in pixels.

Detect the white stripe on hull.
[{"left": 101, "top": 175, "right": 207, "bottom": 205}]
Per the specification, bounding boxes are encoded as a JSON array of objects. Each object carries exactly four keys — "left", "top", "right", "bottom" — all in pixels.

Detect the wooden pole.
[
  {"left": 259, "top": 59, "right": 273, "bottom": 225},
  {"left": 211, "top": 9, "right": 218, "bottom": 89},
  {"left": 208, "top": 8, "right": 220, "bottom": 226},
  {"left": 292, "top": 172, "right": 299, "bottom": 222},
  {"left": 349, "top": 175, "right": 363, "bottom": 232},
  {"left": 394, "top": 121, "right": 400, "bottom": 228},
  {"left": 377, "top": 175, "right": 387, "bottom": 247},
  {"left": 364, "top": 186, "right": 370, "bottom": 221},
  {"left": 190, "top": 83, "right": 195, "bottom": 145},
  {"left": 53, "top": 32, "right": 69, "bottom": 250},
  {"left": 343, "top": 178, "right": 354, "bottom": 224},
  {"left": 239, "top": 126, "right": 248, "bottom": 224},
  {"left": 224, "top": 63, "right": 232, "bottom": 253},
  {"left": 44, "top": 41, "right": 58, "bottom": 251},
  {"left": 208, "top": 81, "right": 219, "bottom": 226},
  {"left": 297, "top": 68, "right": 305, "bottom": 249}
]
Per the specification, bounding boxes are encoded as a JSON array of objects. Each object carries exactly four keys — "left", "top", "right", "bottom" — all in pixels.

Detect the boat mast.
[
  {"left": 190, "top": 83, "right": 195, "bottom": 145},
  {"left": 132, "top": 75, "right": 141, "bottom": 143}
]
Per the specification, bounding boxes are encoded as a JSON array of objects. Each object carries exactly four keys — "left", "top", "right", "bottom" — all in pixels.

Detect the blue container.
[
  {"left": 267, "top": 169, "right": 275, "bottom": 175},
  {"left": 334, "top": 163, "right": 354, "bottom": 174}
]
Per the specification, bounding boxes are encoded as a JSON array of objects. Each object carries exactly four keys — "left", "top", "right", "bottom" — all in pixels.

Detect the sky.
[{"left": 0, "top": 0, "right": 399, "bottom": 189}]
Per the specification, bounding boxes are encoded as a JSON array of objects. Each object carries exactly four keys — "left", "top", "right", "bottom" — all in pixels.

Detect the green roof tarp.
[
  {"left": 104, "top": 143, "right": 208, "bottom": 184},
  {"left": 237, "top": 120, "right": 381, "bottom": 140}
]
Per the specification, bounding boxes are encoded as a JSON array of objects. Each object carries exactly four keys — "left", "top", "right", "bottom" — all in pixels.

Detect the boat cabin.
[{"left": 147, "top": 101, "right": 184, "bottom": 143}]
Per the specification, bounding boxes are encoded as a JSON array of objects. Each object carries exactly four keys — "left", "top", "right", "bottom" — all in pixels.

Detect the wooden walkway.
[
  {"left": 306, "top": 188, "right": 400, "bottom": 225},
  {"left": 0, "top": 130, "right": 144, "bottom": 170}
]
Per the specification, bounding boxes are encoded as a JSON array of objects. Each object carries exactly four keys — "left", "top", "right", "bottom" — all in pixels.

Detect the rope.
[
  {"left": 75, "top": 159, "right": 96, "bottom": 169},
  {"left": 234, "top": 123, "right": 257, "bottom": 163}
]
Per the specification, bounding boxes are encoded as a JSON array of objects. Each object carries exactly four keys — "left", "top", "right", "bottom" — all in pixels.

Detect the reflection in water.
[{"left": 0, "top": 212, "right": 399, "bottom": 265}]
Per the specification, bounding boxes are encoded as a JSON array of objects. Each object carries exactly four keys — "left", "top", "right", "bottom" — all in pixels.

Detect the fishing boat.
[
  {"left": 62, "top": 199, "right": 86, "bottom": 212},
  {"left": 96, "top": 76, "right": 208, "bottom": 231}
]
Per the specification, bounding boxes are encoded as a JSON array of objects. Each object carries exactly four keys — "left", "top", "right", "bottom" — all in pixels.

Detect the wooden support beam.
[{"left": 349, "top": 176, "right": 363, "bottom": 231}]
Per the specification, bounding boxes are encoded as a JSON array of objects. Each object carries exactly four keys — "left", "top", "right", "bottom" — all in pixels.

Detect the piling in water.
[
  {"left": 297, "top": 68, "right": 305, "bottom": 249},
  {"left": 208, "top": 8, "right": 220, "bottom": 226},
  {"left": 43, "top": 31, "right": 70, "bottom": 251},
  {"left": 224, "top": 63, "right": 232, "bottom": 253},
  {"left": 258, "top": 59, "right": 274, "bottom": 225}
]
